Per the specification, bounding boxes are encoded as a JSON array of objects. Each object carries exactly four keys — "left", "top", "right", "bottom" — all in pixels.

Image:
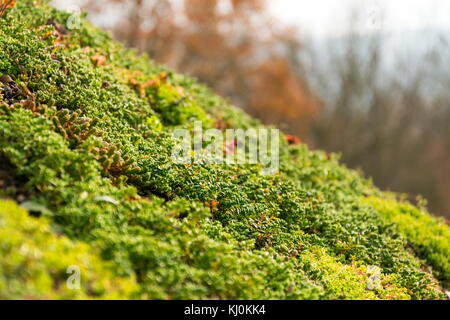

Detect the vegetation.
[
  {"left": 0, "top": 1, "right": 448, "bottom": 299},
  {"left": 0, "top": 200, "right": 137, "bottom": 299},
  {"left": 89, "top": 0, "right": 450, "bottom": 219}
]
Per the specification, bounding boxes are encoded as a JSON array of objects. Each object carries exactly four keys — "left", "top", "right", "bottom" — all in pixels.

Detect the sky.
[{"left": 269, "top": 0, "right": 450, "bottom": 37}]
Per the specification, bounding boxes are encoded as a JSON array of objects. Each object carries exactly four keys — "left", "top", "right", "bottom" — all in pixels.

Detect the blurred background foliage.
[{"left": 78, "top": 0, "right": 450, "bottom": 218}]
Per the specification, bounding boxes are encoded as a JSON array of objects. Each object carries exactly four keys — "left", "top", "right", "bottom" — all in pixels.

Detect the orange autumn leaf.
[
  {"left": 91, "top": 54, "right": 107, "bottom": 67},
  {"left": 128, "top": 72, "right": 170, "bottom": 97},
  {"left": 1, "top": 0, "right": 15, "bottom": 9},
  {"left": 128, "top": 78, "right": 147, "bottom": 97},
  {"left": 0, "top": 0, "right": 16, "bottom": 17},
  {"left": 142, "top": 79, "right": 157, "bottom": 88},
  {"left": 210, "top": 200, "right": 219, "bottom": 210},
  {"left": 285, "top": 135, "right": 301, "bottom": 145},
  {"left": 204, "top": 200, "right": 219, "bottom": 208}
]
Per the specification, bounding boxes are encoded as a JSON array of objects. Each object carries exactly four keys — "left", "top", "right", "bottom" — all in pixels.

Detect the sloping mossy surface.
[{"left": 0, "top": 1, "right": 448, "bottom": 299}]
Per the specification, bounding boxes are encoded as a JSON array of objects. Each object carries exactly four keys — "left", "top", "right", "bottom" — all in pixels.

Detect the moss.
[
  {"left": 0, "top": 200, "right": 137, "bottom": 299},
  {"left": 0, "top": 0, "right": 448, "bottom": 300},
  {"left": 364, "top": 196, "right": 450, "bottom": 288},
  {"left": 299, "top": 246, "right": 411, "bottom": 300}
]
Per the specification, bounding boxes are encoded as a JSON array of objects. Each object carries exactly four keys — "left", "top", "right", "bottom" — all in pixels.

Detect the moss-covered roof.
[{"left": 0, "top": 1, "right": 448, "bottom": 299}]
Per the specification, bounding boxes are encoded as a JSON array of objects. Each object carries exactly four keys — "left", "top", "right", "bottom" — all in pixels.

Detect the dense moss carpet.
[{"left": 0, "top": 1, "right": 448, "bottom": 299}]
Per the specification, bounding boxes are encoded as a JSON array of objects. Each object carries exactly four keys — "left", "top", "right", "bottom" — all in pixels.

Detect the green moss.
[
  {"left": 299, "top": 246, "right": 411, "bottom": 300},
  {"left": 0, "top": 0, "right": 448, "bottom": 300},
  {"left": 0, "top": 200, "right": 137, "bottom": 299},
  {"left": 364, "top": 196, "right": 450, "bottom": 288}
]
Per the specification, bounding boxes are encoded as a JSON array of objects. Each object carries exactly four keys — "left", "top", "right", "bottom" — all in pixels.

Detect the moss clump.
[
  {"left": 0, "top": 1, "right": 448, "bottom": 299},
  {"left": 364, "top": 196, "right": 450, "bottom": 288},
  {"left": 0, "top": 200, "right": 138, "bottom": 299}
]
